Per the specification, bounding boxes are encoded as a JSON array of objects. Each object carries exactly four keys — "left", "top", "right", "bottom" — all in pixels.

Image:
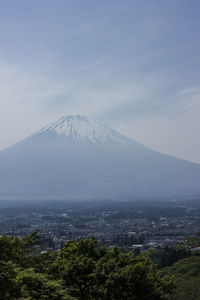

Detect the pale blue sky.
[{"left": 0, "top": 0, "right": 200, "bottom": 162}]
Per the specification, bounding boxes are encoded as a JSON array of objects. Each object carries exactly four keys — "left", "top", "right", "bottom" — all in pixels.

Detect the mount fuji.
[{"left": 0, "top": 115, "right": 200, "bottom": 200}]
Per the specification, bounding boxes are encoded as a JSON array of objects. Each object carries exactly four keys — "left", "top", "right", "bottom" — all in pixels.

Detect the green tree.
[
  {"left": 16, "top": 268, "right": 75, "bottom": 300},
  {"left": 161, "top": 256, "right": 200, "bottom": 300},
  {"left": 55, "top": 238, "right": 99, "bottom": 299},
  {"left": 0, "top": 232, "right": 175, "bottom": 300},
  {"left": 55, "top": 238, "right": 175, "bottom": 300},
  {"left": 178, "top": 232, "right": 200, "bottom": 249},
  {"left": 0, "top": 230, "right": 40, "bottom": 265},
  {"left": 0, "top": 260, "right": 21, "bottom": 300}
]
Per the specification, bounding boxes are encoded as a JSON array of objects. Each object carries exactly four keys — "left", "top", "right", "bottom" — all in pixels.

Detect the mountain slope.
[
  {"left": 33, "top": 115, "right": 132, "bottom": 145},
  {"left": 0, "top": 115, "right": 200, "bottom": 200}
]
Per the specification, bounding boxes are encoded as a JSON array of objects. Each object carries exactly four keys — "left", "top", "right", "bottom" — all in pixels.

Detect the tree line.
[
  {"left": 1, "top": 230, "right": 200, "bottom": 299},
  {"left": 0, "top": 231, "right": 176, "bottom": 300}
]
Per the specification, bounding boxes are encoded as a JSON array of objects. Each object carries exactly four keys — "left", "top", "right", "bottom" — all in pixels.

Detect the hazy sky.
[{"left": 0, "top": 0, "right": 200, "bottom": 163}]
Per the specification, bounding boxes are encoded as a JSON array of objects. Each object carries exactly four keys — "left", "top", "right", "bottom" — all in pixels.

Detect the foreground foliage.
[
  {"left": 0, "top": 232, "right": 175, "bottom": 299},
  {"left": 162, "top": 256, "right": 200, "bottom": 300}
]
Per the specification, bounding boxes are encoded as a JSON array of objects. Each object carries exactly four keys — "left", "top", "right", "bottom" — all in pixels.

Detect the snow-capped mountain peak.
[
  {"left": 38, "top": 115, "right": 131, "bottom": 145},
  {"left": 1, "top": 115, "right": 200, "bottom": 200}
]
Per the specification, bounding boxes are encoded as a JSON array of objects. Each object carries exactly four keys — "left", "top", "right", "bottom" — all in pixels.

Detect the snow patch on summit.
[{"left": 39, "top": 115, "right": 131, "bottom": 145}]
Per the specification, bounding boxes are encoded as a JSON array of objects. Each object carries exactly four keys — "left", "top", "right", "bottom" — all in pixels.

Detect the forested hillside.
[{"left": 0, "top": 231, "right": 199, "bottom": 300}]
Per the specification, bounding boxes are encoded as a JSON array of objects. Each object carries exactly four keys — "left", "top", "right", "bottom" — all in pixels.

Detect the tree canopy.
[{"left": 0, "top": 232, "right": 175, "bottom": 300}]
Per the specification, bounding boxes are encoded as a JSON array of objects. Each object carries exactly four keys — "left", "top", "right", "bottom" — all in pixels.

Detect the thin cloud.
[{"left": 177, "top": 86, "right": 200, "bottom": 111}]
